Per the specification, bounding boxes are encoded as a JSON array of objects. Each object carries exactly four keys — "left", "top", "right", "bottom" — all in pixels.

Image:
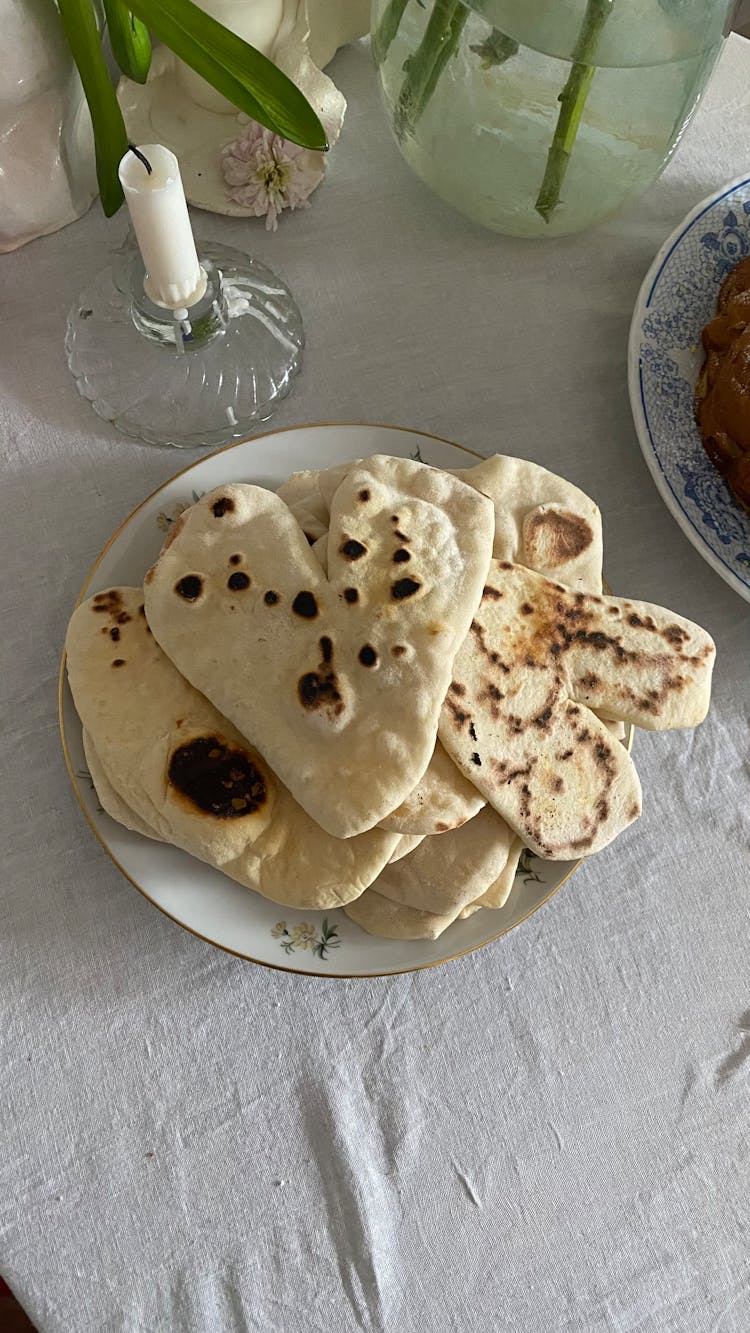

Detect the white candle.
[{"left": 118, "top": 144, "right": 207, "bottom": 311}]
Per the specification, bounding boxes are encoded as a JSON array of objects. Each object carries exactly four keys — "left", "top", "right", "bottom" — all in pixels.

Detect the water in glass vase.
[{"left": 372, "top": 0, "right": 730, "bottom": 237}]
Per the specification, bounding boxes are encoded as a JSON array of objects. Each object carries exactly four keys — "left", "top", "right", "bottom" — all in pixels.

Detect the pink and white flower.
[{"left": 221, "top": 122, "right": 327, "bottom": 231}]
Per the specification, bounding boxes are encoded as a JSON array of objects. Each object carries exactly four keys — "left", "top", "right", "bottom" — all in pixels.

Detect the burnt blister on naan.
[
  {"left": 211, "top": 496, "right": 235, "bottom": 518},
  {"left": 391, "top": 577, "right": 421, "bottom": 601},
  {"left": 175, "top": 575, "right": 203, "bottom": 602},
  {"left": 339, "top": 538, "right": 367, "bottom": 561},
  {"left": 292, "top": 590, "right": 319, "bottom": 619},
  {"left": 523, "top": 506, "right": 595, "bottom": 569},
  {"left": 358, "top": 644, "right": 378, "bottom": 668},
  {"left": 264, "top": 590, "right": 280, "bottom": 606},
  {"left": 343, "top": 587, "right": 359, "bottom": 604},
  {"left": 227, "top": 571, "right": 250, "bottom": 591},
  {"left": 298, "top": 637, "right": 345, "bottom": 720},
  {"left": 91, "top": 589, "right": 123, "bottom": 613},
  {"left": 169, "top": 736, "right": 267, "bottom": 818}
]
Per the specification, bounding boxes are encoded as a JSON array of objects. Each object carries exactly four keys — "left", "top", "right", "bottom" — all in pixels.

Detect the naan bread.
[
  {"left": 143, "top": 457, "right": 495, "bottom": 838},
  {"left": 297, "top": 486, "right": 486, "bottom": 839},
  {"left": 66, "top": 588, "right": 400, "bottom": 908},
  {"left": 474, "top": 836, "right": 524, "bottom": 909},
  {"left": 367, "top": 806, "right": 515, "bottom": 917},
  {"left": 440, "top": 562, "right": 715, "bottom": 858},
  {"left": 454, "top": 455, "right": 603, "bottom": 591},
  {"left": 277, "top": 461, "right": 361, "bottom": 530},
  {"left": 287, "top": 453, "right": 606, "bottom": 836},
  {"left": 279, "top": 454, "right": 603, "bottom": 591},
  {"left": 344, "top": 890, "right": 460, "bottom": 942},
  {"left": 377, "top": 739, "right": 485, "bottom": 835},
  {"left": 388, "top": 833, "right": 425, "bottom": 863},
  {"left": 83, "top": 730, "right": 160, "bottom": 841},
  {"left": 346, "top": 822, "right": 524, "bottom": 940}
]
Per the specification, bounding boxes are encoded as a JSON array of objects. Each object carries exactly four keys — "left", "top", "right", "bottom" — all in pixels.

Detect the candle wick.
[{"left": 128, "top": 144, "right": 153, "bottom": 176}]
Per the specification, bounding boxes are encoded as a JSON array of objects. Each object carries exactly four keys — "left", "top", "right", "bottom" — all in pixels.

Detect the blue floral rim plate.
[{"left": 628, "top": 172, "right": 750, "bottom": 604}]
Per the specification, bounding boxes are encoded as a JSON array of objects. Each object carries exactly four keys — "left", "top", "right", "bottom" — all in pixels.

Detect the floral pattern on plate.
[
  {"left": 271, "top": 918, "right": 341, "bottom": 959},
  {"left": 629, "top": 176, "right": 750, "bottom": 602}
]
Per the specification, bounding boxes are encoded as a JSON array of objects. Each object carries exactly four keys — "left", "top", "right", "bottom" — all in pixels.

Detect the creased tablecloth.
[{"left": 1, "top": 33, "right": 749, "bottom": 1333}]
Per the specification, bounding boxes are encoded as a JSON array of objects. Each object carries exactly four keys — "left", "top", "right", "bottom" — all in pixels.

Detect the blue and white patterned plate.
[{"left": 629, "top": 173, "right": 750, "bottom": 603}]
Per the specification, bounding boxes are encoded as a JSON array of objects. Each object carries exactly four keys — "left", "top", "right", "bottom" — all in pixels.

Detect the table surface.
[{"left": 2, "top": 33, "right": 750, "bottom": 1333}]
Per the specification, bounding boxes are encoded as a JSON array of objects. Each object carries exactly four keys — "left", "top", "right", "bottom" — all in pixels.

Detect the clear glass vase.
[{"left": 371, "top": 0, "right": 734, "bottom": 237}]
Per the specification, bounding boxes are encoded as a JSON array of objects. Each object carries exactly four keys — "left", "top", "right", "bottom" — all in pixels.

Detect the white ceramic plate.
[
  {"left": 60, "top": 424, "right": 591, "bottom": 977},
  {"left": 629, "top": 173, "right": 750, "bottom": 604}
]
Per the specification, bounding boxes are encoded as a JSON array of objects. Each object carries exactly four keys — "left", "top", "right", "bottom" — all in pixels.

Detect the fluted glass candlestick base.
[{"left": 65, "top": 239, "right": 304, "bottom": 448}]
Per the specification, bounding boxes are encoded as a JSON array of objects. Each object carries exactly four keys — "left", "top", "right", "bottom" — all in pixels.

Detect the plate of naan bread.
[{"left": 60, "top": 424, "right": 715, "bottom": 976}]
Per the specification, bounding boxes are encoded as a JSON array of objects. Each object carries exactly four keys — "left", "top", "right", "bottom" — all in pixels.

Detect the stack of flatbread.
[{"left": 65, "top": 454, "right": 716, "bottom": 941}]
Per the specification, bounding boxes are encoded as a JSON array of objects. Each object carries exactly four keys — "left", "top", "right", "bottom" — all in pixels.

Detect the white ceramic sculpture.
[
  {"left": 0, "top": 0, "right": 96, "bottom": 253},
  {"left": 118, "top": 0, "right": 370, "bottom": 216}
]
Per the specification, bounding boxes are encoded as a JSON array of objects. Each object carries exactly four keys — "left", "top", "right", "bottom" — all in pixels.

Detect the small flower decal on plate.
[
  {"left": 518, "top": 849, "right": 543, "bottom": 885},
  {"left": 271, "top": 918, "right": 342, "bottom": 959}
]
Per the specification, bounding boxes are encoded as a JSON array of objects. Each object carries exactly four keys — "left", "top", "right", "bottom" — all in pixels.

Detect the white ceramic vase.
[{"left": 0, "top": 0, "right": 97, "bottom": 253}]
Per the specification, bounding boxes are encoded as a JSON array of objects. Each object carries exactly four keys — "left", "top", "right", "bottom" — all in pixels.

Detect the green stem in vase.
[
  {"left": 372, "top": 0, "right": 410, "bottom": 66},
  {"left": 395, "top": 0, "right": 469, "bottom": 141},
  {"left": 535, "top": 0, "right": 615, "bottom": 224}
]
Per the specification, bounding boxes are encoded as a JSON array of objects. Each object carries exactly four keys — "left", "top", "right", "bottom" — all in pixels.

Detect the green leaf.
[
  {"left": 104, "top": 0, "right": 152, "bottom": 84},
  {"left": 57, "top": 0, "right": 128, "bottom": 215},
  {"left": 128, "top": 0, "right": 328, "bottom": 150}
]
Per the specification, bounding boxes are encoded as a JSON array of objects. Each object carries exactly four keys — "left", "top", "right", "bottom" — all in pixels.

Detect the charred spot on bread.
[
  {"left": 391, "top": 577, "right": 421, "bottom": 601},
  {"left": 175, "top": 575, "right": 203, "bottom": 601},
  {"left": 292, "top": 591, "right": 318, "bottom": 619},
  {"left": 169, "top": 737, "right": 267, "bottom": 818}
]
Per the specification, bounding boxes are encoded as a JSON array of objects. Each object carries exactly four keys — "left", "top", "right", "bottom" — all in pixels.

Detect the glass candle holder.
[{"left": 65, "top": 236, "right": 304, "bottom": 448}]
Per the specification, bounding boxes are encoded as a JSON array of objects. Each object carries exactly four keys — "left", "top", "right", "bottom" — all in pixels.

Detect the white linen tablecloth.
[{"left": 2, "top": 34, "right": 749, "bottom": 1333}]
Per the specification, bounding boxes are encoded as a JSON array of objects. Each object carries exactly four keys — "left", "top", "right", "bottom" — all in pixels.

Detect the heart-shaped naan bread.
[
  {"left": 439, "top": 562, "right": 715, "bottom": 858},
  {"left": 66, "top": 588, "right": 400, "bottom": 908},
  {"left": 144, "top": 457, "right": 495, "bottom": 838},
  {"left": 287, "top": 452, "right": 608, "bottom": 836}
]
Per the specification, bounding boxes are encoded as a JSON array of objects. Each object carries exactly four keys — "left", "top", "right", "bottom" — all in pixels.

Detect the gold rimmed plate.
[{"left": 60, "top": 423, "right": 605, "bottom": 977}]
